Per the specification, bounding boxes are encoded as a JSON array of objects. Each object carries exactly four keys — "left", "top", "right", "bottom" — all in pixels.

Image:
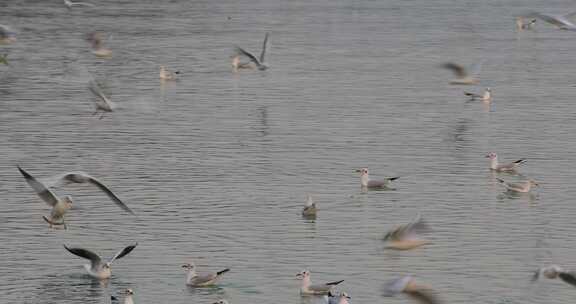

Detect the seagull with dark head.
[
  {"left": 355, "top": 168, "right": 400, "bottom": 189},
  {"left": 182, "top": 261, "right": 230, "bottom": 287},
  {"left": 64, "top": 243, "right": 138, "bottom": 279},
  {"left": 296, "top": 270, "right": 344, "bottom": 295}
]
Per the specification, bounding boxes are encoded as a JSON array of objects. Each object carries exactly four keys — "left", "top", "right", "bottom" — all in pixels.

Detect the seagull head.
[
  {"left": 296, "top": 270, "right": 310, "bottom": 279},
  {"left": 485, "top": 152, "right": 497, "bottom": 159},
  {"left": 63, "top": 195, "right": 74, "bottom": 207},
  {"left": 212, "top": 300, "right": 229, "bottom": 304},
  {"left": 123, "top": 289, "right": 134, "bottom": 295},
  {"left": 181, "top": 263, "right": 195, "bottom": 270},
  {"left": 104, "top": 262, "right": 111, "bottom": 269},
  {"left": 355, "top": 168, "right": 369, "bottom": 176},
  {"left": 529, "top": 180, "right": 539, "bottom": 187}
]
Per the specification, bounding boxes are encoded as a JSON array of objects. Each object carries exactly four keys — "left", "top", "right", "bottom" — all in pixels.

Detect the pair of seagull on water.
[
  {"left": 233, "top": 33, "right": 270, "bottom": 72},
  {"left": 485, "top": 152, "right": 539, "bottom": 193},
  {"left": 17, "top": 165, "right": 134, "bottom": 229}
]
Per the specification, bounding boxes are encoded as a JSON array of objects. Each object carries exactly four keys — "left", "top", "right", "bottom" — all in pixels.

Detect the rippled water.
[{"left": 3, "top": 0, "right": 576, "bottom": 303}]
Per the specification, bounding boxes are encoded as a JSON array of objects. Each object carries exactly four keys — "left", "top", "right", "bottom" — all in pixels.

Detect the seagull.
[
  {"left": 302, "top": 194, "right": 317, "bottom": 217},
  {"left": 324, "top": 292, "right": 352, "bottom": 304},
  {"left": 234, "top": 32, "right": 269, "bottom": 71},
  {"left": 355, "top": 168, "right": 399, "bottom": 189},
  {"left": 527, "top": 11, "right": 576, "bottom": 31},
  {"left": 383, "top": 213, "right": 430, "bottom": 250},
  {"left": 441, "top": 62, "right": 482, "bottom": 85},
  {"left": 496, "top": 178, "right": 538, "bottom": 193},
  {"left": 18, "top": 166, "right": 74, "bottom": 229},
  {"left": 296, "top": 270, "right": 344, "bottom": 295},
  {"left": 213, "top": 300, "right": 229, "bottom": 304},
  {"left": 159, "top": 65, "right": 180, "bottom": 81},
  {"left": 464, "top": 88, "right": 491, "bottom": 102},
  {"left": 63, "top": 243, "right": 138, "bottom": 279},
  {"left": 0, "top": 24, "right": 17, "bottom": 44},
  {"left": 485, "top": 152, "right": 526, "bottom": 172},
  {"left": 182, "top": 262, "right": 230, "bottom": 287},
  {"left": 516, "top": 16, "right": 537, "bottom": 31},
  {"left": 43, "top": 171, "right": 134, "bottom": 215},
  {"left": 532, "top": 265, "right": 576, "bottom": 287},
  {"left": 112, "top": 289, "right": 135, "bottom": 304},
  {"left": 86, "top": 32, "right": 112, "bottom": 58},
  {"left": 383, "top": 275, "right": 441, "bottom": 304},
  {"left": 64, "top": 0, "right": 95, "bottom": 9},
  {"left": 88, "top": 80, "right": 116, "bottom": 119}
]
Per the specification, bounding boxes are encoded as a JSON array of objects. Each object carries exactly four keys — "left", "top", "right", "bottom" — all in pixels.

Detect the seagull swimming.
[
  {"left": 0, "top": 24, "right": 17, "bottom": 44},
  {"left": 496, "top": 178, "right": 538, "bottom": 193},
  {"left": 383, "top": 275, "right": 441, "bottom": 304},
  {"left": 296, "top": 270, "right": 344, "bottom": 295},
  {"left": 112, "top": 289, "right": 135, "bottom": 304},
  {"left": 383, "top": 213, "right": 430, "bottom": 250},
  {"left": 159, "top": 65, "right": 180, "bottom": 81},
  {"left": 324, "top": 292, "right": 351, "bottom": 304},
  {"left": 441, "top": 62, "right": 482, "bottom": 85},
  {"left": 64, "top": 0, "right": 95, "bottom": 9},
  {"left": 516, "top": 16, "right": 537, "bottom": 31},
  {"left": 86, "top": 32, "right": 112, "bottom": 58},
  {"left": 89, "top": 80, "right": 116, "bottom": 119},
  {"left": 234, "top": 32, "right": 269, "bottom": 71},
  {"left": 527, "top": 11, "right": 576, "bottom": 31},
  {"left": 532, "top": 265, "right": 576, "bottom": 287},
  {"left": 302, "top": 194, "right": 317, "bottom": 217},
  {"left": 64, "top": 243, "right": 138, "bottom": 279},
  {"left": 464, "top": 88, "right": 491, "bottom": 102},
  {"left": 18, "top": 166, "right": 73, "bottom": 229},
  {"left": 356, "top": 168, "right": 399, "bottom": 189},
  {"left": 182, "top": 262, "right": 230, "bottom": 287},
  {"left": 486, "top": 152, "right": 526, "bottom": 172}
]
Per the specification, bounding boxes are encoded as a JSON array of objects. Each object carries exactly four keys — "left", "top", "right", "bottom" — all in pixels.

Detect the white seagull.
[
  {"left": 532, "top": 265, "right": 576, "bottom": 287},
  {"left": 0, "top": 24, "right": 17, "bottom": 44},
  {"left": 159, "top": 65, "right": 180, "bottom": 81},
  {"left": 64, "top": 0, "right": 95, "bottom": 9},
  {"left": 111, "top": 289, "right": 135, "bottom": 304},
  {"left": 234, "top": 32, "right": 269, "bottom": 71},
  {"left": 64, "top": 243, "right": 138, "bottom": 279},
  {"left": 302, "top": 194, "right": 317, "bottom": 217},
  {"left": 441, "top": 62, "right": 482, "bottom": 85},
  {"left": 182, "top": 262, "right": 230, "bottom": 287},
  {"left": 485, "top": 152, "right": 526, "bottom": 172},
  {"left": 383, "top": 213, "right": 430, "bottom": 250},
  {"left": 464, "top": 88, "right": 491, "bottom": 102},
  {"left": 496, "top": 178, "right": 538, "bottom": 193},
  {"left": 383, "top": 275, "right": 441, "bottom": 304},
  {"left": 89, "top": 80, "right": 116, "bottom": 119},
  {"left": 527, "top": 11, "right": 576, "bottom": 31},
  {"left": 296, "top": 270, "right": 344, "bottom": 295},
  {"left": 356, "top": 168, "right": 399, "bottom": 189}
]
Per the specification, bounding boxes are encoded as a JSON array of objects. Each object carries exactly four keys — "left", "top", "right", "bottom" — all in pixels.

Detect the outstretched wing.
[
  {"left": 441, "top": 62, "right": 467, "bottom": 78},
  {"left": 559, "top": 272, "right": 576, "bottom": 287},
  {"left": 18, "top": 166, "right": 59, "bottom": 207},
  {"left": 235, "top": 46, "right": 260, "bottom": 65},
  {"left": 64, "top": 245, "right": 102, "bottom": 269},
  {"left": 109, "top": 243, "right": 138, "bottom": 264},
  {"left": 85, "top": 176, "right": 134, "bottom": 215},
  {"left": 259, "top": 32, "right": 269, "bottom": 63}
]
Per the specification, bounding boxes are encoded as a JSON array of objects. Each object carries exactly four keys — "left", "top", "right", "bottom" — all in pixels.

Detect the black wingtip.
[
  {"left": 389, "top": 176, "right": 400, "bottom": 181},
  {"left": 326, "top": 279, "right": 344, "bottom": 286},
  {"left": 17, "top": 165, "right": 30, "bottom": 178},
  {"left": 217, "top": 268, "right": 231, "bottom": 276},
  {"left": 514, "top": 159, "right": 527, "bottom": 164}
]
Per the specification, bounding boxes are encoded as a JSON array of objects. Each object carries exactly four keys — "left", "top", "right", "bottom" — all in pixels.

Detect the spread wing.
[
  {"left": 64, "top": 245, "right": 102, "bottom": 269},
  {"left": 18, "top": 166, "right": 59, "bottom": 207},
  {"left": 87, "top": 177, "right": 134, "bottom": 214},
  {"left": 109, "top": 243, "right": 138, "bottom": 264},
  {"left": 259, "top": 32, "right": 269, "bottom": 63},
  {"left": 441, "top": 62, "right": 467, "bottom": 78},
  {"left": 559, "top": 272, "right": 576, "bottom": 287},
  {"left": 235, "top": 46, "right": 260, "bottom": 65}
]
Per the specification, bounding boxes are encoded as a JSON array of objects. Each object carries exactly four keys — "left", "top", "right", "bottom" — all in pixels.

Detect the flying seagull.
[
  {"left": 527, "top": 11, "right": 576, "bottom": 31},
  {"left": 356, "top": 168, "right": 399, "bottom": 189},
  {"left": 296, "top": 270, "right": 344, "bottom": 295},
  {"left": 234, "top": 32, "right": 269, "bottom": 71},
  {"left": 441, "top": 62, "right": 482, "bottom": 85},
  {"left": 64, "top": 243, "right": 138, "bottom": 279},
  {"left": 516, "top": 16, "right": 537, "bottom": 31},
  {"left": 0, "top": 24, "right": 17, "bottom": 44},
  {"left": 182, "top": 262, "right": 230, "bottom": 287},
  {"left": 464, "top": 88, "right": 491, "bottom": 102},
  {"left": 383, "top": 213, "right": 430, "bottom": 250},
  {"left": 383, "top": 275, "right": 441, "bottom": 304},
  {"left": 86, "top": 32, "right": 112, "bottom": 58},
  {"left": 532, "top": 265, "right": 576, "bottom": 287},
  {"left": 88, "top": 80, "right": 116, "bottom": 119}
]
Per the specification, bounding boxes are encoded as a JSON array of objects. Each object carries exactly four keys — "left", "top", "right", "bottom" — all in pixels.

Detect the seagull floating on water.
[
  {"left": 89, "top": 80, "right": 116, "bottom": 119},
  {"left": 527, "top": 11, "right": 576, "bottom": 31},
  {"left": 159, "top": 65, "right": 180, "bottom": 81},
  {"left": 64, "top": 243, "right": 138, "bottom": 279},
  {"left": 532, "top": 265, "right": 576, "bottom": 287},
  {"left": 383, "top": 213, "right": 430, "bottom": 250},
  {"left": 441, "top": 62, "right": 482, "bottom": 85},
  {"left": 234, "top": 32, "right": 269, "bottom": 71},
  {"left": 486, "top": 152, "right": 526, "bottom": 172},
  {"left": 302, "top": 194, "right": 317, "bottom": 217},
  {"left": 464, "top": 88, "right": 491, "bottom": 102},
  {"left": 496, "top": 178, "right": 538, "bottom": 193},
  {"left": 111, "top": 289, "right": 135, "bottom": 304},
  {"left": 383, "top": 275, "right": 441, "bottom": 304},
  {"left": 296, "top": 270, "right": 344, "bottom": 295},
  {"left": 86, "top": 32, "right": 112, "bottom": 58},
  {"left": 356, "top": 168, "right": 399, "bottom": 189},
  {"left": 182, "top": 262, "right": 230, "bottom": 287},
  {"left": 64, "top": 0, "right": 95, "bottom": 9},
  {"left": 0, "top": 24, "right": 17, "bottom": 44}
]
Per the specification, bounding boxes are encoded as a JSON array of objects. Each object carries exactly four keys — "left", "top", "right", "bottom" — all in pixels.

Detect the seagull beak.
[{"left": 346, "top": 295, "right": 351, "bottom": 299}]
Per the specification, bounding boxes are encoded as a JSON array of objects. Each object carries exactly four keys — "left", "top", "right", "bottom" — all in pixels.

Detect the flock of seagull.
[{"left": 4, "top": 2, "right": 576, "bottom": 304}]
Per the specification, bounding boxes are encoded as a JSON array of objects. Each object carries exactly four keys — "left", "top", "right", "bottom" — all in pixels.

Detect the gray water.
[{"left": 2, "top": 0, "right": 576, "bottom": 303}]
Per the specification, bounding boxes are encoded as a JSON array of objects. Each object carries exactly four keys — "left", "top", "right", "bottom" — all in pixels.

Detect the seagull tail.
[
  {"left": 514, "top": 159, "right": 527, "bottom": 165},
  {"left": 217, "top": 268, "right": 230, "bottom": 276},
  {"left": 389, "top": 176, "right": 400, "bottom": 181}
]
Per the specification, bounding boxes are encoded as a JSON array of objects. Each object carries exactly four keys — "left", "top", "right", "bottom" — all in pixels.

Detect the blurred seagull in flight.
[
  {"left": 355, "top": 168, "right": 399, "bottom": 189},
  {"left": 64, "top": 243, "right": 138, "bottom": 279},
  {"left": 527, "top": 11, "right": 576, "bottom": 31},
  {"left": 383, "top": 213, "right": 430, "bottom": 250},
  {"left": 182, "top": 262, "right": 230, "bottom": 287},
  {"left": 64, "top": 0, "right": 95, "bottom": 9},
  {"left": 532, "top": 265, "right": 576, "bottom": 287},
  {"left": 234, "top": 32, "right": 269, "bottom": 71},
  {"left": 86, "top": 32, "right": 112, "bottom": 58},
  {"left": 464, "top": 88, "right": 491, "bottom": 102},
  {"left": 485, "top": 152, "right": 526, "bottom": 172},
  {"left": 89, "top": 80, "right": 116, "bottom": 119},
  {"left": 296, "top": 270, "right": 344, "bottom": 295},
  {"left": 496, "top": 178, "right": 538, "bottom": 193},
  {"left": 0, "top": 24, "right": 17, "bottom": 44},
  {"left": 441, "top": 62, "right": 483, "bottom": 85},
  {"left": 516, "top": 16, "right": 537, "bottom": 31},
  {"left": 383, "top": 275, "right": 441, "bottom": 304}
]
